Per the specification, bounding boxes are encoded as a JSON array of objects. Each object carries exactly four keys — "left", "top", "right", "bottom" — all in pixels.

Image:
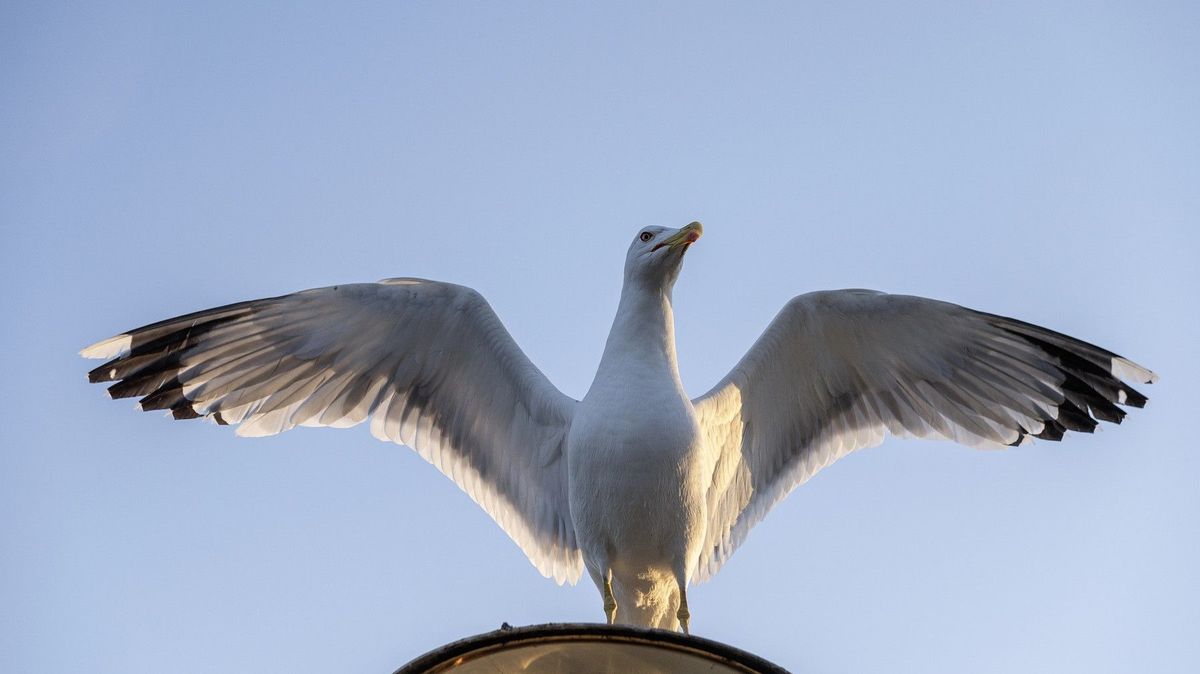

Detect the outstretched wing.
[
  {"left": 690, "top": 289, "right": 1156, "bottom": 582},
  {"left": 82, "top": 278, "right": 583, "bottom": 584}
]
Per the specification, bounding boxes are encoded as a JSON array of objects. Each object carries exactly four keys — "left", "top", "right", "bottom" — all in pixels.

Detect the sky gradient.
[{"left": 3, "top": 2, "right": 1198, "bottom": 672}]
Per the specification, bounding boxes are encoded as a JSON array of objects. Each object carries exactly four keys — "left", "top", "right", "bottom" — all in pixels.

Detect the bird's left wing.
[
  {"left": 82, "top": 278, "right": 583, "bottom": 584},
  {"left": 690, "top": 289, "right": 1155, "bottom": 582}
]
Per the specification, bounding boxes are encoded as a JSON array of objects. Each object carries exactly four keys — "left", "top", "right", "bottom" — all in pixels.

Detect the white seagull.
[{"left": 82, "top": 221, "right": 1155, "bottom": 632}]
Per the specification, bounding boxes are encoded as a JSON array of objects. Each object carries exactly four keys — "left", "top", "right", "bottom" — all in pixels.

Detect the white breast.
[{"left": 567, "top": 373, "right": 708, "bottom": 580}]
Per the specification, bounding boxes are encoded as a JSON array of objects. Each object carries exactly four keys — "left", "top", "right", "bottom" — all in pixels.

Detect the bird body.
[
  {"left": 569, "top": 260, "right": 708, "bottom": 630},
  {"left": 82, "top": 221, "right": 1155, "bottom": 632}
]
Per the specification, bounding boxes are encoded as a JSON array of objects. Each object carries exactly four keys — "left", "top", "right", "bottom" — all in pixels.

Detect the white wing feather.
[
  {"left": 82, "top": 278, "right": 583, "bottom": 584},
  {"left": 691, "top": 289, "right": 1155, "bottom": 582}
]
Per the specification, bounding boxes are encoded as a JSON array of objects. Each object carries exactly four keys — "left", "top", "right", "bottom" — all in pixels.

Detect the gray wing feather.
[
  {"left": 690, "top": 289, "right": 1155, "bottom": 582},
  {"left": 83, "top": 278, "right": 583, "bottom": 584}
]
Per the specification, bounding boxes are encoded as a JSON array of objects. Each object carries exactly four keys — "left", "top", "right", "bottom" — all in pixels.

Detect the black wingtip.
[
  {"left": 138, "top": 380, "right": 186, "bottom": 411},
  {"left": 86, "top": 297, "right": 282, "bottom": 424},
  {"left": 171, "top": 403, "right": 202, "bottom": 420},
  {"left": 1034, "top": 419, "right": 1067, "bottom": 442},
  {"left": 1056, "top": 402, "right": 1098, "bottom": 434},
  {"left": 989, "top": 317, "right": 1153, "bottom": 446},
  {"left": 1122, "top": 386, "right": 1149, "bottom": 409},
  {"left": 88, "top": 361, "right": 117, "bottom": 383}
]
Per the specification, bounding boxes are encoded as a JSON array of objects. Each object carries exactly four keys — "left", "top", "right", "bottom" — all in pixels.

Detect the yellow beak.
[{"left": 652, "top": 221, "right": 704, "bottom": 252}]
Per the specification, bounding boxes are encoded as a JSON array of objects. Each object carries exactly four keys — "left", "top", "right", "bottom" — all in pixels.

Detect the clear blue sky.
[{"left": 3, "top": 2, "right": 1197, "bottom": 672}]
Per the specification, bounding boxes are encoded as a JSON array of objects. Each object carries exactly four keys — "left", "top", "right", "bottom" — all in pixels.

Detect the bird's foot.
[
  {"left": 603, "top": 576, "right": 618, "bottom": 625},
  {"left": 677, "top": 591, "right": 691, "bottom": 635}
]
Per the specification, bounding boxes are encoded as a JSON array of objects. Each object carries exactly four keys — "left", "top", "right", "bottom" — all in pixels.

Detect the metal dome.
[{"left": 394, "top": 623, "right": 789, "bottom": 674}]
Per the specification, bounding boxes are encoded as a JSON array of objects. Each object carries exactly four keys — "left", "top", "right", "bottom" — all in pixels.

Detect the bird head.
[{"left": 623, "top": 221, "right": 704, "bottom": 290}]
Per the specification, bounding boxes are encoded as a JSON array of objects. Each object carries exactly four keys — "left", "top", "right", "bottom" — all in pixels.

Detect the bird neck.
[{"left": 594, "top": 282, "right": 682, "bottom": 386}]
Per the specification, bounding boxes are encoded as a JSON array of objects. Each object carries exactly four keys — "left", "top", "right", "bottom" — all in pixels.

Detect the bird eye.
[{"left": 640, "top": 232, "right": 653, "bottom": 242}]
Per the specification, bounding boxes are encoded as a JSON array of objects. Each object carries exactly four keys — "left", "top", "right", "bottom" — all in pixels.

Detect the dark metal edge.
[{"left": 392, "top": 622, "right": 790, "bottom": 674}]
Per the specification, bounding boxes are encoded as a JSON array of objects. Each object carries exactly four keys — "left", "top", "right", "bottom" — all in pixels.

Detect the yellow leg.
[
  {"left": 602, "top": 574, "right": 617, "bottom": 625},
  {"left": 677, "top": 587, "right": 691, "bottom": 635}
]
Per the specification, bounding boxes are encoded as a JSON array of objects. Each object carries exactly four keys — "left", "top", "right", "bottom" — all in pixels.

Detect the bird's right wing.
[
  {"left": 82, "top": 279, "right": 583, "bottom": 584},
  {"left": 690, "top": 289, "right": 1155, "bottom": 582}
]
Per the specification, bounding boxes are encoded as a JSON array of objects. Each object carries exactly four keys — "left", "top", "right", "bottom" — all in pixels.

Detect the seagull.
[{"left": 82, "top": 221, "right": 1155, "bottom": 633}]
